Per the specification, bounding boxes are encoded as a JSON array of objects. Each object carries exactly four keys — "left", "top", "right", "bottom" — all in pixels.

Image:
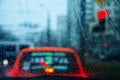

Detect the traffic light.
[
  {"left": 97, "top": 0, "right": 106, "bottom": 5},
  {"left": 93, "top": 9, "right": 110, "bottom": 32},
  {"left": 97, "top": 9, "right": 109, "bottom": 20},
  {"left": 92, "top": 21, "right": 105, "bottom": 32},
  {"left": 104, "top": 43, "right": 109, "bottom": 49},
  {"left": 92, "top": 20, "right": 105, "bottom": 32}
]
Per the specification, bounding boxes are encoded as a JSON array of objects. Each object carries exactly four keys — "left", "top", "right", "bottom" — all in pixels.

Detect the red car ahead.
[{"left": 10, "top": 47, "right": 89, "bottom": 79}]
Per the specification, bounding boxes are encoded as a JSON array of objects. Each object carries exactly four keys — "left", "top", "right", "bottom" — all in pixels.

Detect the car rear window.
[{"left": 20, "top": 52, "right": 80, "bottom": 74}]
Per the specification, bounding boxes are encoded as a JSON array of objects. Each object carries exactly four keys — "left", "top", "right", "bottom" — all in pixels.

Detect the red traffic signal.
[
  {"left": 97, "top": 9, "right": 110, "bottom": 20},
  {"left": 104, "top": 43, "right": 109, "bottom": 48}
]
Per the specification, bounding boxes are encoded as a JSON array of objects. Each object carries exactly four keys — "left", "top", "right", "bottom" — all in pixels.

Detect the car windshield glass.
[
  {"left": 20, "top": 52, "right": 79, "bottom": 74},
  {"left": 0, "top": 0, "right": 120, "bottom": 79}
]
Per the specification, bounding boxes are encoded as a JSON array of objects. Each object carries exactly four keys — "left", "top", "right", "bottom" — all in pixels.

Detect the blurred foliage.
[{"left": 0, "top": 25, "right": 17, "bottom": 41}]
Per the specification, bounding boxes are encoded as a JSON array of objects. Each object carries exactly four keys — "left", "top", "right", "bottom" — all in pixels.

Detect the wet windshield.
[{"left": 0, "top": 0, "right": 120, "bottom": 79}]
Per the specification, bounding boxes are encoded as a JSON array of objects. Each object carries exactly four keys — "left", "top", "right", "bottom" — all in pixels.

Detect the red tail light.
[
  {"left": 104, "top": 43, "right": 109, "bottom": 48},
  {"left": 11, "top": 68, "right": 19, "bottom": 77}
]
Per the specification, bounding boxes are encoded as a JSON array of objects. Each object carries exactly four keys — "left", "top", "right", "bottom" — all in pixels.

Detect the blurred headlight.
[{"left": 3, "top": 59, "right": 8, "bottom": 66}]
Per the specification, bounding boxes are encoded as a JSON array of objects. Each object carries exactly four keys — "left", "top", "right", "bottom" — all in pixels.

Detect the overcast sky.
[
  {"left": 0, "top": 0, "right": 67, "bottom": 40},
  {"left": 39, "top": 0, "right": 67, "bottom": 29},
  {"left": 0, "top": 0, "right": 67, "bottom": 29}
]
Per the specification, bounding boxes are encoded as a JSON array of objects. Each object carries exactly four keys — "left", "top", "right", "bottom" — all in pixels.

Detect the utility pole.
[{"left": 47, "top": 13, "right": 51, "bottom": 46}]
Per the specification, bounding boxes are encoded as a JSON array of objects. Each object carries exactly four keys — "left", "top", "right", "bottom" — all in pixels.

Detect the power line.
[
  {"left": 113, "top": 0, "right": 120, "bottom": 8},
  {"left": 73, "top": 0, "right": 93, "bottom": 49}
]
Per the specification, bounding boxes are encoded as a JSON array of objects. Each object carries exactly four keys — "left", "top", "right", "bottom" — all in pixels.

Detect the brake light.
[
  {"left": 11, "top": 68, "right": 19, "bottom": 77},
  {"left": 80, "top": 73, "right": 89, "bottom": 78},
  {"left": 44, "top": 67, "right": 54, "bottom": 74},
  {"left": 39, "top": 61, "right": 48, "bottom": 66},
  {"left": 104, "top": 43, "right": 109, "bottom": 48}
]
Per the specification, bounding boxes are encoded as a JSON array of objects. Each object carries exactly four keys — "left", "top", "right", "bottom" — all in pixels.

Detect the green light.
[{"left": 45, "top": 56, "right": 53, "bottom": 64}]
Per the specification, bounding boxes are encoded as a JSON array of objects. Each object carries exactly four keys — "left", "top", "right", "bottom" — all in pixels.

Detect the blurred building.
[
  {"left": 67, "top": 0, "right": 81, "bottom": 51},
  {"left": 36, "top": 29, "right": 57, "bottom": 47},
  {"left": 67, "top": 0, "right": 95, "bottom": 51},
  {"left": 36, "top": 30, "right": 47, "bottom": 46},
  {"left": 108, "top": 0, "right": 120, "bottom": 41},
  {"left": 56, "top": 15, "right": 67, "bottom": 47},
  {"left": 0, "top": 0, "right": 47, "bottom": 43},
  {"left": 86, "top": 0, "right": 95, "bottom": 24}
]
